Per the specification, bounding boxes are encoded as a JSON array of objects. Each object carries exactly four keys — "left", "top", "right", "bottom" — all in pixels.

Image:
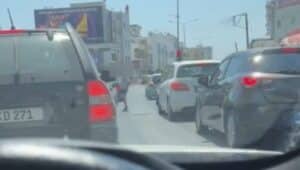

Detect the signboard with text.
[{"left": 35, "top": 7, "right": 104, "bottom": 43}]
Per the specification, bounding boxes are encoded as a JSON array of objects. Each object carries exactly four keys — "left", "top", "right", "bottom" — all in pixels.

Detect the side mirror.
[{"left": 198, "top": 75, "right": 209, "bottom": 87}]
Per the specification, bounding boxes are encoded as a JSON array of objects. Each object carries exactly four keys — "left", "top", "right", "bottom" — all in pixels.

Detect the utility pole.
[
  {"left": 176, "top": 0, "right": 182, "bottom": 61},
  {"left": 234, "top": 41, "right": 239, "bottom": 52},
  {"left": 232, "top": 12, "right": 250, "bottom": 49},
  {"left": 244, "top": 13, "right": 250, "bottom": 49},
  {"left": 183, "top": 24, "right": 186, "bottom": 48}
]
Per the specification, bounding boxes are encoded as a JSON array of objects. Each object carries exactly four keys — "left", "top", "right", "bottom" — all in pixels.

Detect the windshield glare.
[
  {"left": 1, "top": 0, "right": 300, "bottom": 162},
  {"left": 251, "top": 54, "right": 300, "bottom": 73}
]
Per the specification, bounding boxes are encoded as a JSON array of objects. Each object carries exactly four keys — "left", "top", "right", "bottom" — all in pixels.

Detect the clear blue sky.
[{"left": 0, "top": 0, "right": 268, "bottom": 59}]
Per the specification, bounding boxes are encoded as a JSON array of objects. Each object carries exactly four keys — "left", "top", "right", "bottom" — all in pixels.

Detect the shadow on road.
[
  {"left": 198, "top": 130, "right": 227, "bottom": 147},
  {"left": 160, "top": 113, "right": 195, "bottom": 122}
]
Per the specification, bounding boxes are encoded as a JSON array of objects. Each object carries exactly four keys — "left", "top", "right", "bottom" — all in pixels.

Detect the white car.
[{"left": 157, "top": 60, "right": 219, "bottom": 121}]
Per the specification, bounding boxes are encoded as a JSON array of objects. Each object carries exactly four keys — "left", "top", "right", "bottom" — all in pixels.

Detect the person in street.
[{"left": 119, "top": 77, "right": 130, "bottom": 112}]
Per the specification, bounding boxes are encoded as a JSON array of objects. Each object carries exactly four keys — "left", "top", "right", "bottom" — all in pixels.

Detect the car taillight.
[
  {"left": 241, "top": 76, "right": 259, "bottom": 88},
  {"left": 170, "top": 81, "right": 189, "bottom": 91},
  {"left": 0, "top": 30, "right": 25, "bottom": 35},
  {"left": 281, "top": 48, "right": 300, "bottom": 54},
  {"left": 87, "top": 80, "right": 115, "bottom": 123}
]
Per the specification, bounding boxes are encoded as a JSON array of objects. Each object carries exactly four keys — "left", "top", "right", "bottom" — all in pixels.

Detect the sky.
[{"left": 0, "top": 0, "right": 268, "bottom": 59}]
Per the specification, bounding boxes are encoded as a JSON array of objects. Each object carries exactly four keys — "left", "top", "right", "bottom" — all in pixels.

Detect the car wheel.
[
  {"left": 195, "top": 102, "right": 207, "bottom": 134},
  {"left": 167, "top": 99, "right": 176, "bottom": 121},
  {"left": 225, "top": 113, "right": 242, "bottom": 148}
]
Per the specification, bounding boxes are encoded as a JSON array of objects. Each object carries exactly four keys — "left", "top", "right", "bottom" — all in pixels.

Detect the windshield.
[
  {"left": 177, "top": 64, "right": 218, "bottom": 78},
  {"left": 1, "top": 0, "right": 300, "bottom": 163}
]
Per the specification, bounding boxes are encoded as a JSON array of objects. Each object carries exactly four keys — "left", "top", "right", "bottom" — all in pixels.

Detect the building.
[
  {"left": 147, "top": 32, "right": 177, "bottom": 71},
  {"left": 130, "top": 24, "right": 142, "bottom": 38},
  {"left": 35, "top": 1, "right": 131, "bottom": 71},
  {"left": 184, "top": 45, "right": 213, "bottom": 60},
  {"left": 266, "top": 0, "right": 300, "bottom": 41}
]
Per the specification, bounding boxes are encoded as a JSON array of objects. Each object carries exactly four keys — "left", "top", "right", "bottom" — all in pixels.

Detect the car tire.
[
  {"left": 195, "top": 101, "right": 208, "bottom": 134},
  {"left": 225, "top": 113, "right": 243, "bottom": 148},
  {"left": 167, "top": 98, "right": 176, "bottom": 121}
]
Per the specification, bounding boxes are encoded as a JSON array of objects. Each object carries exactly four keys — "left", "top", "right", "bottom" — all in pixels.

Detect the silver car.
[{"left": 157, "top": 60, "right": 219, "bottom": 121}]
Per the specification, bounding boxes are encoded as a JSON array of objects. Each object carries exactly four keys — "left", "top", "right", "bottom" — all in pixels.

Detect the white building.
[
  {"left": 147, "top": 32, "right": 177, "bottom": 71},
  {"left": 184, "top": 45, "right": 213, "bottom": 60},
  {"left": 266, "top": 0, "right": 300, "bottom": 41}
]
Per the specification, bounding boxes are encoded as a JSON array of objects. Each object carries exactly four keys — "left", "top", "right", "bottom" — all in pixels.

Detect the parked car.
[
  {"left": 157, "top": 60, "right": 219, "bottom": 121},
  {"left": 195, "top": 47, "right": 300, "bottom": 150},
  {"left": 145, "top": 73, "right": 162, "bottom": 100},
  {"left": 0, "top": 24, "right": 117, "bottom": 143}
]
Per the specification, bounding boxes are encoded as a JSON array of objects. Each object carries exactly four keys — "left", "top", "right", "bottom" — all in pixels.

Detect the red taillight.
[
  {"left": 241, "top": 76, "right": 259, "bottom": 88},
  {"left": 89, "top": 104, "right": 114, "bottom": 122},
  {"left": 0, "top": 30, "right": 25, "bottom": 35},
  {"left": 87, "top": 80, "right": 115, "bottom": 123},
  {"left": 87, "top": 81, "right": 109, "bottom": 96},
  {"left": 281, "top": 48, "right": 300, "bottom": 54},
  {"left": 170, "top": 81, "right": 189, "bottom": 91}
]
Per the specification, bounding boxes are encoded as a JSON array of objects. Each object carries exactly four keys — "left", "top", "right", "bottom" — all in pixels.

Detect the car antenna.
[{"left": 7, "top": 8, "right": 16, "bottom": 30}]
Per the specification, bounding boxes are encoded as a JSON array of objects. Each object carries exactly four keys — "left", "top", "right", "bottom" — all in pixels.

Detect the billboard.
[{"left": 35, "top": 7, "right": 104, "bottom": 43}]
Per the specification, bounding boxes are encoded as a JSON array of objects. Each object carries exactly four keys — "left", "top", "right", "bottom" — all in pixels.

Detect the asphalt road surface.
[{"left": 116, "top": 84, "right": 224, "bottom": 147}]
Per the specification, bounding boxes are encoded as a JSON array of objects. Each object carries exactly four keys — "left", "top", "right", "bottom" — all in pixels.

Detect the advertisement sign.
[{"left": 35, "top": 7, "right": 103, "bottom": 43}]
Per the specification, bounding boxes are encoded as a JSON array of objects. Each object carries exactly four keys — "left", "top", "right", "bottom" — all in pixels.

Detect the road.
[{"left": 116, "top": 84, "right": 223, "bottom": 147}]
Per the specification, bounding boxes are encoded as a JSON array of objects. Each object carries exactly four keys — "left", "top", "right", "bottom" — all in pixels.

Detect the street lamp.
[
  {"left": 231, "top": 13, "right": 250, "bottom": 49},
  {"left": 182, "top": 19, "right": 200, "bottom": 48},
  {"left": 169, "top": 18, "right": 200, "bottom": 48},
  {"left": 176, "top": 0, "right": 181, "bottom": 61}
]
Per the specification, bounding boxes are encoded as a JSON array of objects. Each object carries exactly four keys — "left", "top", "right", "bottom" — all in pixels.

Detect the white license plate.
[{"left": 0, "top": 107, "right": 43, "bottom": 123}]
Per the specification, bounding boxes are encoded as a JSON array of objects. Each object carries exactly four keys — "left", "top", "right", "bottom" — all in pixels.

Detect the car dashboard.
[{"left": 1, "top": 139, "right": 300, "bottom": 170}]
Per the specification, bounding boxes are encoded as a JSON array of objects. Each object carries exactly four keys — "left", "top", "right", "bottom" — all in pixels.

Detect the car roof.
[
  {"left": 227, "top": 47, "right": 293, "bottom": 58},
  {"left": 173, "top": 60, "right": 220, "bottom": 67}
]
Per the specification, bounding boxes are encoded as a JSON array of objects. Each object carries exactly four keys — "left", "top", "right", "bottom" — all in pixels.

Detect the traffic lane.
[{"left": 117, "top": 84, "right": 219, "bottom": 147}]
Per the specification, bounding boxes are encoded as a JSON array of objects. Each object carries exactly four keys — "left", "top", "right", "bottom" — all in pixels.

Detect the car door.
[
  {"left": 201, "top": 58, "right": 231, "bottom": 132},
  {"left": 158, "top": 65, "right": 175, "bottom": 111}
]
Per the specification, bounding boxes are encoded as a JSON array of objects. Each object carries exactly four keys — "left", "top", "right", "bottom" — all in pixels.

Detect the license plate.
[{"left": 0, "top": 107, "right": 43, "bottom": 123}]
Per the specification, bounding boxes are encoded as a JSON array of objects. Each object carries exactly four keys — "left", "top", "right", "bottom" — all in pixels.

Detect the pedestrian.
[{"left": 119, "top": 77, "right": 130, "bottom": 112}]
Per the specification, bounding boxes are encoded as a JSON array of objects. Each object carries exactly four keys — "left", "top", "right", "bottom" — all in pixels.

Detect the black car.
[
  {"left": 0, "top": 24, "right": 117, "bottom": 142},
  {"left": 195, "top": 47, "right": 300, "bottom": 149}
]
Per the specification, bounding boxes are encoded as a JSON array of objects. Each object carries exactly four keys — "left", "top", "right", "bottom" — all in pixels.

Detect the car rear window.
[
  {"left": 250, "top": 54, "right": 300, "bottom": 74},
  {"left": 0, "top": 32, "right": 84, "bottom": 83},
  {"left": 177, "top": 64, "right": 218, "bottom": 78}
]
